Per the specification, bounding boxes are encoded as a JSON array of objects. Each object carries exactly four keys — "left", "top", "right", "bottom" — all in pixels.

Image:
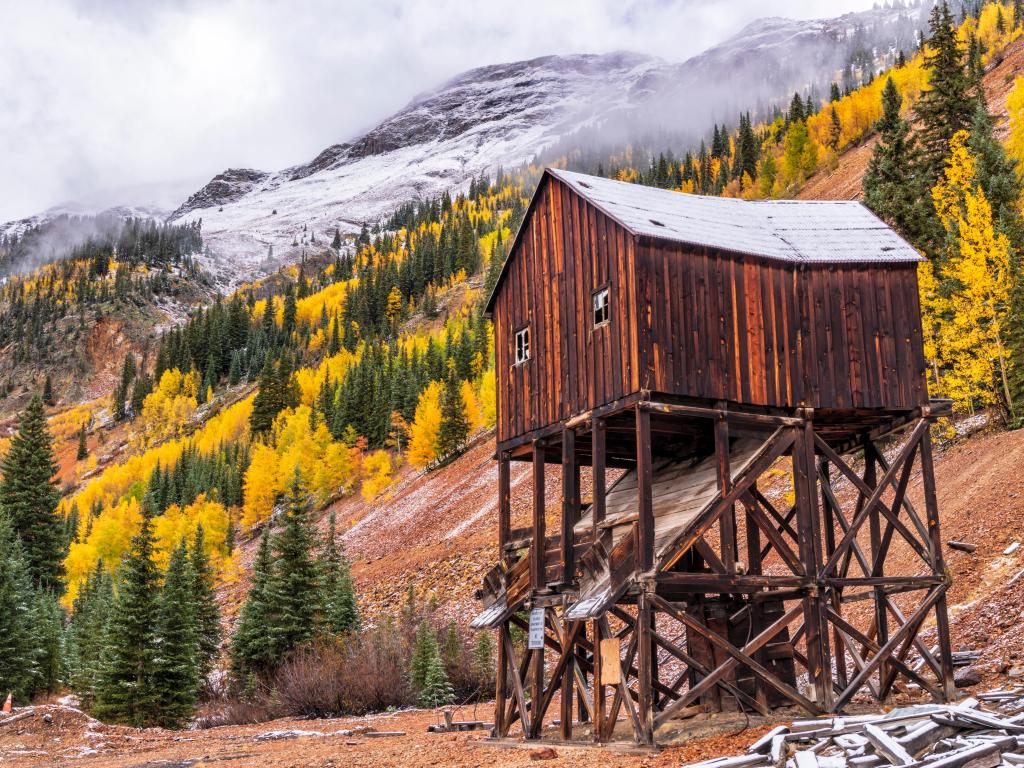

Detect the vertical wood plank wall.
[
  {"left": 494, "top": 176, "right": 640, "bottom": 444},
  {"left": 493, "top": 175, "right": 929, "bottom": 445}
]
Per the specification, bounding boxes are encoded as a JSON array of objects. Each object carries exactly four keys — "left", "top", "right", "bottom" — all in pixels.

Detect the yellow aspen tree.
[
  {"left": 408, "top": 381, "right": 443, "bottom": 469},
  {"left": 917, "top": 259, "right": 947, "bottom": 395},
  {"left": 942, "top": 188, "right": 1015, "bottom": 414},
  {"left": 1005, "top": 76, "right": 1024, "bottom": 174},
  {"left": 360, "top": 450, "right": 392, "bottom": 501}
]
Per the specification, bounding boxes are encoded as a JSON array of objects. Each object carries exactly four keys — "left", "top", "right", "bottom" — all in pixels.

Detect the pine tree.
[
  {"left": 471, "top": 631, "right": 495, "bottom": 690},
  {"left": 189, "top": 525, "right": 222, "bottom": 681},
  {"left": 418, "top": 652, "right": 455, "bottom": 709},
  {"left": 914, "top": 1, "right": 976, "bottom": 187},
  {"left": 268, "top": 473, "right": 321, "bottom": 656},
  {"left": 409, "top": 620, "right": 439, "bottom": 693},
  {"left": 864, "top": 78, "right": 933, "bottom": 247},
  {"left": 0, "top": 511, "right": 36, "bottom": 702},
  {"left": 321, "top": 512, "right": 360, "bottom": 635},
  {"left": 42, "top": 375, "right": 54, "bottom": 406},
  {"left": 77, "top": 424, "right": 89, "bottom": 460},
  {"left": 230, "top": 527, "right": 276, "bottom": 677},
  {"left": 27, "top": 590, "right": 64, "bottom": 697},
  {"left": 1, "top": 395, "right": 64, "bottom": 593},
  {"left": 94, "top": 512, "right": 161, "bottom": 726},
  {"left": 67, "top": 560, "right": 113, "bottom": 708},
  {"left": 436, "top": 372, "right": 469, "bottom": 463},
  {"left": 152, "top": 539, "right": 200, "bottom": 728}
]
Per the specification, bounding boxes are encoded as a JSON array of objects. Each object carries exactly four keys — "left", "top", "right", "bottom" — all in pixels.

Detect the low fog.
[{"left": 0, "top": 0, "right": 878, "bottom": 223}]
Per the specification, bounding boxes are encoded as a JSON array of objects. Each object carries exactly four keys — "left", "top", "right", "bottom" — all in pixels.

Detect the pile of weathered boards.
[{"left": 683, "top": 690, "right": 1024, "bottom": 768}]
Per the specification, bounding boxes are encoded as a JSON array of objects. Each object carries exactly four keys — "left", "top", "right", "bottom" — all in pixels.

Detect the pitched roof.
[
  {"left": 484, "top": 167, "right": 923, "bottom": 314},
  {"left": 549, "top": 168, "right": 923, "bottom": 264}
]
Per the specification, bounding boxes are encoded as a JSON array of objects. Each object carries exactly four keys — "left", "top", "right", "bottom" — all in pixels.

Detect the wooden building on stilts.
[{"left": 473, "top": 168, "right": 956, "bottom": 746}]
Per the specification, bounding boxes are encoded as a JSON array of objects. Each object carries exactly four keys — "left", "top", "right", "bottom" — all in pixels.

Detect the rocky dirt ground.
[{"left": 0, "top": 701, "right": 785, "bottom": 768}]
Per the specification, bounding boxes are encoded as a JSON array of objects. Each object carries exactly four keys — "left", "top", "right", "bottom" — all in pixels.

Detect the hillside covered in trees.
[{"left": 5, "top": 0, "right": 1024, "bottom": 740}]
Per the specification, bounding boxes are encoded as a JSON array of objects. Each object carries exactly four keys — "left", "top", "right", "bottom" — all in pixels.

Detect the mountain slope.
[{"left": 169, "top": 3, "right": 927, "bottom": 289}]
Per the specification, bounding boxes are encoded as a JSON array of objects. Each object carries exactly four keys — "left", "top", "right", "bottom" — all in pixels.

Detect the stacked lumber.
[{"left": 683, "top": 691, "right": 1024, "bottom": 768}]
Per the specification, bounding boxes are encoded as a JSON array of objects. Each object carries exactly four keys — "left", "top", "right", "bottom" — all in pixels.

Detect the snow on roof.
[{"left": 548, "top": 168, "right": 924, "bottom": 264}]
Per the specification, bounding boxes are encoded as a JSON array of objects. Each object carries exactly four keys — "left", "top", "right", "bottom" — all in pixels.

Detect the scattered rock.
[
  {"left": 529, "top": 747, "right": 558, "bottom": 760},
  {"left": 255, "top": 729, "right": 325, "bottom": 741},
  {"left": 42, "top": 713, "right": 53, "bottom": 725},
  {"left": 1007, "top": 665, "right": 1024, "bottom": 679},
  {"left": 948, "top": 541, "right": 978, "bottom": 553},
  {"left": 955, "top": 667, "right": 982, "bottom": 687},
  {"left": 1005, "top": 542, "right": 1020, "bottom": 555}
]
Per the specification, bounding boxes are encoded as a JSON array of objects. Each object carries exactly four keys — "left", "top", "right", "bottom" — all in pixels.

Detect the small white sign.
[{"left": 528, "top": 607, "right": 545, "bottom": 649}]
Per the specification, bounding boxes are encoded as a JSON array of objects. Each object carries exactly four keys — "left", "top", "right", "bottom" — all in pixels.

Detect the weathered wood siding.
[
  {"left": 634, "top": 239, "right": 927, "bottom": 410},
  {"left": 493, "top": 176, "right": 640, "bottom": 443},
  {"left": 493, "top": 177, "right": 929, "bottom": 444}
]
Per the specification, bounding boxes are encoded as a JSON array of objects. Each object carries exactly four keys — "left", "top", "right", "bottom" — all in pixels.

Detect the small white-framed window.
[
  {"left": 592, "top": 286, "right": 610, "bottom": 328},
  {"left": 514, "top": 326, "right": 531, "bottom": 365}
]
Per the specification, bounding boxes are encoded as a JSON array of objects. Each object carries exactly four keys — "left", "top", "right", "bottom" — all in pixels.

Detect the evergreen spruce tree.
[
  {"left": 268, "top": 473, "right": 321, "bottom": 656},
  {"left": 189, "top": 525, "right": 222, "bottom": 681},
  {"left": 94, "top": 511, "right": 161, "bottom": 726},
  {"left": 67, "top": 560, "right": 113, "bottom": 708},
  {"left": 864, "top": 78, "right": 933, "bottom": 247},
  {"left": 914, "top": 1, "right": 976, "bottom": 187},
  {"left": 437, "top": 372, "right": 469, "bottom": 462},
  {"left": 230, "top": 527, "right": 277, "bottom": 677},
  {"left": 321, "top": 511, "right": 360, "bottom": 635},
  {"left": 409, "top": 620, "right": 440, "bottom": 693},
  {"left": 152, "top": 539, "right": 200, "bottom": 728},
  {"left": 42, "top": 375, "right": 54, "bottom": 406},
  {"left": 471, "top": 631, "right": 495, "bottom": 690},
  {"left": 77, "top": 424, "right": 89, "bottom": 460},
  {"left": 27, "top": 590, "right": 64, "bottom": 697},
  {"left": 0, "top": 511, "right": 36, "bottom": 702},
  {"left": 418, "top": 652, "right": 455, "bottom": 709},
  {"left": 0, "top": 395, "right": 64, "bottom": 593}
]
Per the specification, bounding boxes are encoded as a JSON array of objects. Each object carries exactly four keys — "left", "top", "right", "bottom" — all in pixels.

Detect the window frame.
[
  {"left": 513, "top": 325, "right": 531, "bottom": 366},
  {"left": 592, "top": 285, "right": 611, "bottom": 329}
]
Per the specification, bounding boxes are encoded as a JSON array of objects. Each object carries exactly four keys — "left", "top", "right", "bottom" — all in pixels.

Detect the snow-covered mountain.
[{"left": 5, "top": 2, "right": 931, "bottom": 288}]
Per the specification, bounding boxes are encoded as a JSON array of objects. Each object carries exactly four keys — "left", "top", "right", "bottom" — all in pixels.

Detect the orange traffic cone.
[{"left": 2, "top": 693, "right": 11, "bottom": 714}]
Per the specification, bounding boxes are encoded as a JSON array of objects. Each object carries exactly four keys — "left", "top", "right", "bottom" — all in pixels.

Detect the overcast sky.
[{"left": 0, "top": 0, "right": 876, "bottom": 222}]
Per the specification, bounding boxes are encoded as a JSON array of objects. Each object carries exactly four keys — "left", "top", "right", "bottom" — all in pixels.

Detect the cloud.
[{"left": 0, "top": 0, "right": 876, "bottom": 222}]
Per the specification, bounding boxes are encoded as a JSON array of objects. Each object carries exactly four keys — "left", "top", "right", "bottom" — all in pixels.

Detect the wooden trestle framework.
[{"left": 477, "top": 395, "right": 955, "bottom": 746}]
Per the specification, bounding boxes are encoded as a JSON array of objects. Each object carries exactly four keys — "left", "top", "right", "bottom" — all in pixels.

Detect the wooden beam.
[
  {"left": 637, "top": 594, "right": 655, "bottom": 745},
  {"left": 635, "top": 406, "right": 654, "bottom": 573},
  {"left": 498, "top": 452, "right": 511, "bottom": 561},
  {"left": 716, "top": 412, "right": 736, "bottom": 574},
  {"left": 592, "top": 618, "right": 605, "bottom": 743},
  {"left": 531, "top": 440, "right": 545, "bottom": 590},
  {"left": 561, "top": 428, "right": 577, "bottom": 586},
  {"left": 642, "top": 400, "right": 803, "bottom": 427},
  {"left": 918, "top": 427, "right": 956, "bottom": 702},
  {"left": 591, "top": 416, "right": 606, "bottom": 539},
  {"left": 793, "top": 420, "right": 832, "bottom": 709}
]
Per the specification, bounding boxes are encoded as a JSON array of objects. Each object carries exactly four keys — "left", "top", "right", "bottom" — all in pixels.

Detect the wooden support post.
[
  {"left": 744, "top": 484, "right": 769, "bottom": 711},
  {"left": 498, "top": 452, "right": 511, "bottom": 561},
  {"left": 592, "top": 618, "right": 605, "bottom": 742},
  {"left": 592, "top": 417, "right": 606, "bottom": 539},
  {"left": 715, "top": 409, "right": 736, "bottom": 573},
  {"left": 635, "top": 406, "right": 654, "bottom": 573},
  {"left": 561, "top": 428, "right": 577, "bottom": 586},
  {"left": 920, "top": 426, "right": 956, "bottom": 701},
  {"left": 864, "top": 442, "right": 889, "bottom": 694},
  {"left": 531, "top": 440, "right": 545, "bottom": 591},
  {"left": 494, "top": 622, "right": 508, "bottom": 737},
  {"left": 793, "top": 419, "right": 832, "bottom": 710},
  {"left": 819, "top": 457, "right": 848, "bottom": 692},
  {"left": 560, "top": 617, "right": 573, "bottom": 740},
  {"left": 637, "top": 593, "right": 656, "bottom": 745}
]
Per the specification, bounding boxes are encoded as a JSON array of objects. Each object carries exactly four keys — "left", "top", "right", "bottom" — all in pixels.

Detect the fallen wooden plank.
[
  {"left": 748, "top": 727, "right": 789, "bottom": 755},
  {"left": 864, "top": 723, "right": 916, "bottom": 766},
  {"left": 793, "top": 750, "right": 819, "bottom": 768}
]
